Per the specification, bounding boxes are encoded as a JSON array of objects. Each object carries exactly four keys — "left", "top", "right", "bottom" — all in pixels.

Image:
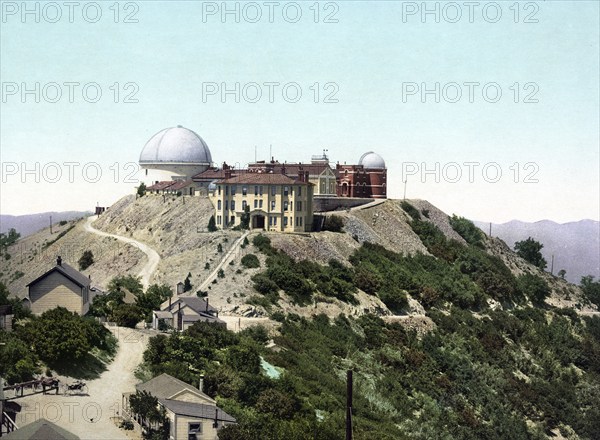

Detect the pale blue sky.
[{"left": 1, "top": 1, "right": 598, "bottom": 222}]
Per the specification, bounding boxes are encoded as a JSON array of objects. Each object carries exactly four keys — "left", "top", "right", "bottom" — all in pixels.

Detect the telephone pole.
[
  {"left": 346, "top": 370, "right": 353, "bottom": 440},
  {"left": 50, "top": 215, "right": 53, "bottom": 234}
]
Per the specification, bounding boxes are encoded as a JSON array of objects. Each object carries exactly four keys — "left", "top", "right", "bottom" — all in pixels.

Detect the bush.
[
  {"left": 59, "top": 220, "right": 68, "bottom": 226},
  {"left": 78, "top": 250, "right": 94, "bottom": 271},
  {"left": 449, "top": 215, "right": 485, "bottom": 247},
  {"left": 137, "top": 182, "right": 146, "bottom": 197},
  {"left": 401, "top": 201, "right": 421, "bottom": 221},
  {"left": 252, "top": 274, "right": 279, "bottom": 296},
  {"left": 241, "top": 254, "right": 260, "bottom": 269},
  {"left": 322, "top": 215, "right": 344, "bottom": 232},
  {"left": 208, "top": 215, "right": 217, "bottom": 232},
  {"left": 517, "top": 274, "right": 550, "bottom": 304}
]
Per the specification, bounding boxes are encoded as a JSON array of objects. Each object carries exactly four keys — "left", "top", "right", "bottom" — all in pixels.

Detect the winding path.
[{"left": 84, "top": 216, "right": 160, "bottom": 289}]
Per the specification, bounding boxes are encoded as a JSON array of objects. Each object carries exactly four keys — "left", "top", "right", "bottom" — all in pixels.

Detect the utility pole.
[
  {"left": 489, "top": 222, "right": 492, "bottom": 237},
  {"left": 346, "top": 370, "right": 353, "bottom": 440},
  {"left": 50, "top": 215, "right": 53, "bottom": 234},
  {"left": 551, "top": 254, "right": 554, "bottom": 275},
  {"left": 403, "top": 179, "right": 407, "bottom": 200}
]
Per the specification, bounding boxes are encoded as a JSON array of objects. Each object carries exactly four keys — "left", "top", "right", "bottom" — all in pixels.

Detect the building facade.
[
  {"left": 336, "top": 151, "right": 387, "bottom": 199},
  {"left": 25, "top": 256, "right": 91, "bottom": 316},
  {"left": 209, "top": 172, "right": 314, "bottom": 232}
]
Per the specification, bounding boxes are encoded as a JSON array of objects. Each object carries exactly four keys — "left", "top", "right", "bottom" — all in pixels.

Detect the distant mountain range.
[
  {"left": 474, "top": 219, "right": 600, "bottom": 284},
  {"left": 0, "top": 211, "right": 91, "bottom": 237}
]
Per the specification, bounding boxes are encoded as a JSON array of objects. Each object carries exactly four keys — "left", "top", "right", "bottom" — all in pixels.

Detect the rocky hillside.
[{"left": 2, "top": 193, "right": 592, "bottom": 319}]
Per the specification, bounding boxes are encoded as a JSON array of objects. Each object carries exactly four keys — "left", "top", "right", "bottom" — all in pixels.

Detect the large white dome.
[
  {"left": 139, "top": 126, "right": 212, "bottom": 165},
  {"left": 358, "top": 151, "right": 385, "bottom": 169}
]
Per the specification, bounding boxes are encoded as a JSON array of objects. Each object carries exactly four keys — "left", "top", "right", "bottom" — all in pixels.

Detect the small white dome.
[
  {"left": 358, "top": 151, "right": 385, "bottom": 169},
  {"left": 140, "top": 126, "right": 212, "bottom": 165}
]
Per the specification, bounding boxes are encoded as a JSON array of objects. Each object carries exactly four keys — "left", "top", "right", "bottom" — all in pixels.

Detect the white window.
[
  {"left": 283, "top": 186, "right": 289, "bottom": 196},
  {"left": 231, "top": 185, "right": 237, "bottom": 195},
  {"left": 217, "top": 200, "right": 221, "bottom": 210},
  {"left": 242, "top": 186, "right": 247, "bottom": 196},
  {"left": 284, "top": 201, "right": 288, "bottom": 211},
  {"left": 259, "top": 200, "right": 263, "bottom": 208},
  {"left": 271, "top": 186, "right": 276, "bottom": 196},
  {"left": 231, "top": 200, "right": 236, "bottom": 211},
  {"left": 284, "top": 217, "right": 288, "bottom": 226},
  {"left": 242, "top": 201, "right": 247, "bottom": 210},
  {"left": 188, "top": 422, "right": 202, "bottom": 440},
  {"left": 254, "top": 199, "right": 258, "bottom": 208},
  {"left": 271, "top": 200, "right": 275, "bottom": 210}
]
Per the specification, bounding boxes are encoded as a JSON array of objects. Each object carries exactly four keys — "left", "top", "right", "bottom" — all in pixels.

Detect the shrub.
[
  {"left": 518, "top": 274, "right": 550, "bottom": 304},
  {"left": 78, "top": 250, "right": 94, "bottom": 271},
  {"left": 59, "top": 220, "right": 68, "bottom": 226},
  {"left": 253, "top": 234, "right": 275, "bottom": 255},
  {"left": 449, "top": 215, "right": 485, "bottom": 247},
  {"left": 136, "top": 182, "right": 146, "bottom": 197},
  {"left": 207, "top": 215, "right": 217, "bottom": 232},
  {"left": 218, "top": 269, "right": 225, "bottom": 278},
  {"left": 252, "top": 274, "right": 279, "bottom": 296},
  {"left": 401, "top": 201, "right": 421, "bottom": 221},
  {"left": 241, "top": 254, "right": 260, "bottom": 269}
]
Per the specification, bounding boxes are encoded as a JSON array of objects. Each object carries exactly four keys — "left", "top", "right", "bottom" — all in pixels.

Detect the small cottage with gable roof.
[{"left": 24, "top": 256, "right": 91, "bottom": 316}]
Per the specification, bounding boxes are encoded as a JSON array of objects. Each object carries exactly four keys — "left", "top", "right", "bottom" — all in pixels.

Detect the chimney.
[
  {"left": 199, "top": 375, "right": 204, "bottom": 392},
  {"left": 298, "top": 171, "right": 304, "bottom": 182},
  {"left": 206, "top": 298, "right": 209, "bottom": 312},
  {"left": 224, "top": 169, "right": 232, "bottom": 179},
  {"left": 57, "top": 256, "right": 62, "bottom": 266}
]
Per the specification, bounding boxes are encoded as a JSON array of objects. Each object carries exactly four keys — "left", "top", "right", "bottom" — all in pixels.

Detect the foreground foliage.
[{"left": 140, "top": 310, "right": 600, "bottom": 439}]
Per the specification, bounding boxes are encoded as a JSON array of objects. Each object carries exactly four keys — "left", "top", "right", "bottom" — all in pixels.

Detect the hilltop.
[
  {"left": 474, "top": 219, "right": 600, "bottom": 284},
  {"left": 1, "top": 194, "right": 590, "bottom": 318}
]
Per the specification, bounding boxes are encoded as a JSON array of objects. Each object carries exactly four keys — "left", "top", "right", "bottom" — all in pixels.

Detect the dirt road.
[
  {"left": 14, "top": 327, "right": 149, "bottom": 439},
  {"left": 84, "top": 216, "right": 160, "bottom": 289}
]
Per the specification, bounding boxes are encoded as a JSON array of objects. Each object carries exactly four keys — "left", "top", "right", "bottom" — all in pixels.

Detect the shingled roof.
[
  {"left": 158, "top": 398, "right": 236, "bottom": 423},
  {"left": 26, "top": 260, "right": 90, "bottom": 288},
  {"left": 136, "top": 373, "right": 215, "bottom": 404},
  {"left": 3, "top": 418, "right": 80, "bottom": 440}
]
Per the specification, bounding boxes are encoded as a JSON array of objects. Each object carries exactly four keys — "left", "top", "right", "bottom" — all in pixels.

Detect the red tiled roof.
[
  {"left": 217, "top": 173, "right": 312, "bottom": 185},
  {"left": 147, "top": 181, "right": 176, "bottom": 191},
  {"left": 168, "top": 180, "right": 194, "bottom": 191},
  {"left": 192, "top": 168, "right": 247, "bottom": 181}
]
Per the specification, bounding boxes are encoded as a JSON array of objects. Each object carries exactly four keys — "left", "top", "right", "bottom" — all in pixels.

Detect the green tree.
[
  {"left": 517, "top": 274, "right": 550, "bottom": 304},
  {"left": 129, "top": 390, "right": 170, "bottom": 438},
  {"left": 23, "top": 307, "right": 92, "bottom": 364},
  {"left": 108, "top": 275, "right": 144, "bottom": 297},
  {"left": 240, "top": 206, "right": 251, "bottom": 230},
  {"left": 208, "top": 215, "right": 217, "bottom": 232},
  {"left": 183, "top": 273, "right": 193, "bottom": 292},
  {"left": 0, "top": 281, "right": 31, "bottom": 320},
  {"left": 78, "top": 250, "right": 94, "bottom": 271},
  {"left": 0, "top": 333, "right": 40, "bottom": 383},
  {"left": 137, "top": 182, "right": 147, "bottom": 197},
  {"left": 0, "top": 228, "right": 20, "bottom": 248},
  {"left": 514, "top": 237, "right": 547, "bottom": 270},
  {"left": 112, "top": 303, "right": 144, "bottom": 328},
  {"left": 581, "top": 276, "right": 600, "bottom": 307},
  {"left": 558, "top": 269, "right": 566, "bottom": 279},
  {"left": 136, "top": 284, "right": 172, "bottom": 322},
  {"left": 241, "top": 254, "right": 260, "bottom": 269}
]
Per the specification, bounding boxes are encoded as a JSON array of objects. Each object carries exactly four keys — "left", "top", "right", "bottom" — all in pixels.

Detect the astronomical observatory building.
[{"left": 139, "top": 125, "right": 213, "bottom": 182}]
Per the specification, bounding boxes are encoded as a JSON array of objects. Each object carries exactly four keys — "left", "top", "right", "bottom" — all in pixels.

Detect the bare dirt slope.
[{"left": 3, "top": 194, "right": 591, "bottom": 318}]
